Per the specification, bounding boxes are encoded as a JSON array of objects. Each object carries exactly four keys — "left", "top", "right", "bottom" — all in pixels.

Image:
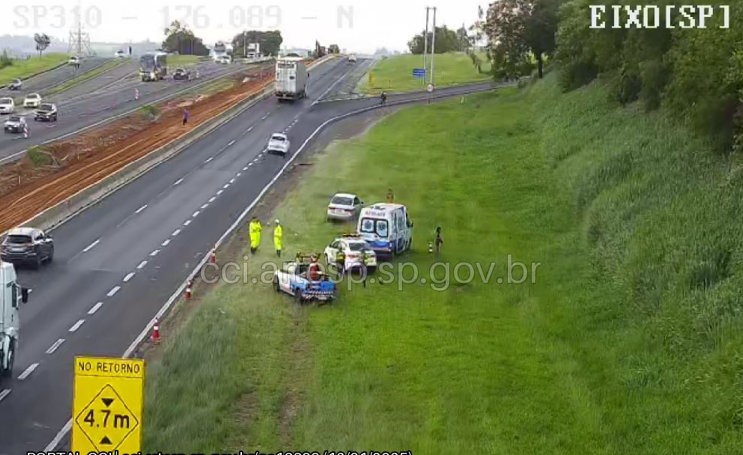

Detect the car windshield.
[
  {"left": 8, "top": 116, "right": 20, "bottom": 122},
  {"left": 271, "top": 135, "right": 286, "bottom": 141},
  {"left": 27, "top": 94, "right": 39, "bottom": 99},
  {"left": 331, "top": 196, "right": 353, "bottom": 206},
  {"left": 0, "top": 98, "right": 11, "bottom": 104},
  {"left": 39, "top": 104, "right": 53, "bottom": 110},
  {"left": 5, "top": 235, "right": 31, "bottom": 244},
  {"left": 360, "top": 218, "right": 389, "bottom": 237},
  {"left": 348, "top": 242, "right": 365, "bottom": 251}
]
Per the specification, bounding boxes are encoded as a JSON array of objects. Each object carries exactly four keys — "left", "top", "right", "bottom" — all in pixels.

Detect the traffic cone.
[
  {"left": 184, "top": 280, "right": 192, "bottom": 299},
  {"left": 209, "top": 247, "right": 216, "bottom": 264},
  {"left": 23, "top": 125, "right": 28, "bottom": 139},
  {"left": 151, "top": 319, "right": 160, "bottom": 344},
  {"left": 134, "top": 88, "right": 139, "bottom": 100}
]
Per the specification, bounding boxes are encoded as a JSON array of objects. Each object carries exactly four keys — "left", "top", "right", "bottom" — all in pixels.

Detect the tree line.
[
  {"left": 161, "top": 21, "right": 283, "bottom": 57},
  {"left": 477, "top": 0, "right": 743, "bottom": 150}
]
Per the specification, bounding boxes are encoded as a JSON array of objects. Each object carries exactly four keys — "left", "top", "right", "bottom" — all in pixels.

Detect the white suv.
[
  {"left": 23, "top": 93, "right": 42, "bottom": 108},
  {"left": 0, "top": 97, "right": 14, "bottom": 114}
]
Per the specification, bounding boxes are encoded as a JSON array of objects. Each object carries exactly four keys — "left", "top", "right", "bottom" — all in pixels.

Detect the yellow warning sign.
[{"left": 72, "top": 356, "right": 144, "bottom": 453}]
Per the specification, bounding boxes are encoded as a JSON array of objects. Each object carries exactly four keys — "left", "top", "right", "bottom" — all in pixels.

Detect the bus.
[{"left": 139, "top": 52, "right": 167, "bottom": 81}]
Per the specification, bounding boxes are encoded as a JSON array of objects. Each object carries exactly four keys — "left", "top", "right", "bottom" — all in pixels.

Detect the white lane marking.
[
  {"left": 261, "top": 114, "right": 268, "bottom": 120},
  {"left": 243, "top": 166, "right": 248, "bottom": 171},
  {"left": 135, "top": 204, "right": 148, "bottom": 214},
  {"left": 161, "top": 239, "right": 171, "bottom": 247},
  {"left": 248, "top": 162, "right": 253, "bottom": 166},
  {"left": 183, "top": 220, "right": 191, "bottom": 226},
  {"left": 229, "top": 178, "right": 235, "bottom": 184},
  {"left": 208, "top": 197, "right": 216, "bottom": 203},
  {"left": 107, "top": 286, "right": 120, "bottom": 297},
  {"left": 252, "top": 158, "right": 259, "bottom": 163},
  {"left": 150, "top": 249, "right": 160, "bottom": 256},
  {"left": 217, "top": 190, "right": 223, "bottom": 195},
  {"left": 201, "top": 203, "right": 209, "bottom": 209},
  {"left": 137, "top": 260, "right": 148, "bottom": 269},
  {"left": 42, "top": 59, "right": 382, "bottom": 452},
  {"left": 228, "top": 139, "right": 235, "bottom": 146},
  {"left": 223, "top": 184, "right": 229, "bottom": 189},
  {"left": 0, "top": 389, "right": 10, "bottom": 402},
  {"left": 88, "top": 301, "right": 104, "bottom": 314},
  {"left": 247, "top": 126, "right": 254, "bottom": 132},
  {"left": 173, "top": 177, "right": 184, "bottom": 186},
  {"left": 18, "top": 363, "right": 38, "bottom": 380},
  {"left": 46, "top": 338, "right": 65, "bottom": 354},
  {"left": 192, "top": 210, "right": 200, "bottom": 217},
  {"left": 82, "top": 239, "right": 100, "bottom": 253},
  {"left": 204, "top": 156, "right": 213, "bottom": 163},
  {"left": 69, "top": 319, "right": 85, "bottom": 332},
  {"left": 236, "top": 172, "right": 241, "bottom": 177},
  {"left": 123, "top": 272, "right": 135, "bottom": 282},
  {"left": 172, "top": 229, "right": 181, "bottom": 236}
]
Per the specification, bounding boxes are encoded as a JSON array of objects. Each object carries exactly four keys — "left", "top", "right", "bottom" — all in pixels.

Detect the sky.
[{"left": 3, "top": 0, "right": 486, "bottom": 54}]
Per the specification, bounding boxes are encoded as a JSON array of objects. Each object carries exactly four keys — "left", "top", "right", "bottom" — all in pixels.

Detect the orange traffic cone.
[
  {"left": 185, "top": 280, "right": 192, "bottom": 299},
  {"left": 23, "top": 125, "right": 28, "bottom": 139},
  {"left": 151, "top": 319, "right": 160, "bottom": 344}
]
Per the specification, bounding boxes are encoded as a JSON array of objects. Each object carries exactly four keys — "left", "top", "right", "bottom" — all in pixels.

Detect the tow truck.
[
  {"left": 1, "top": 261, "right": 29, "bottom": 378},
  {"left": 273, "top": 253, "right": 336, "bottom": 304}
]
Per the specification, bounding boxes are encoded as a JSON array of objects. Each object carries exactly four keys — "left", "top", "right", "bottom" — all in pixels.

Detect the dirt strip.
[{"left": 0, "top": 64, "right": 281, "bottom": 233}]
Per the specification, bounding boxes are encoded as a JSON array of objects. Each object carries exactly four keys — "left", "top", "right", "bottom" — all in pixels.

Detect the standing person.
[
  {"left": 434, "top": 226, "right": 443, "bottom": 255},
  {"left": 386, "top": 188, "right": 394, "bottom": 203},
  {"left": 308, "top": 255, "right": 320, "bottom": 281},
  {"left": 182, "top": 108, "right": 189, "bottom": 126},
  {"left": 273, "top": 219, "right": 283, "bottom": 257},
  {"left": 249, "top": 217, "right": 262, "bottom": 254}
]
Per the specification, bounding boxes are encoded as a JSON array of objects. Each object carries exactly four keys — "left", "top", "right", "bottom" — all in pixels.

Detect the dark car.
[
  {"left": 34, "top": 103, "right": 58, "bottom": 122},
  {"left": 173, "top": 68, "right": 191, "bottom": 80},
  {"left": 1, "top": 227, "right": 54, "bottom": 269},
  {"left": 8, "top": 79, "right": 22, "bottom": 90}
]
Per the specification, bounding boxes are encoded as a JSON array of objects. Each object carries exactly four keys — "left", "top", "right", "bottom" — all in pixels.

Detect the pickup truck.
[{"left": 273, "top": 254, "right": 336, "bottom": 304}]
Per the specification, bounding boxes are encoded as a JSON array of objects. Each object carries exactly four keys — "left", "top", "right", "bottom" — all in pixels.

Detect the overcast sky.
[{"left": 3, "top": 0, "right": 486, "bottom": 53}]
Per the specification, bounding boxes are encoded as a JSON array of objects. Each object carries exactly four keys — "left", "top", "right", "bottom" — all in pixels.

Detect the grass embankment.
[
  {"left": 46, "top": 59, "right": 127, "bottom": 95},
  {"left": 142, "top": 73, "right": 743, "bottom": 453},
  {"left": 358, "top": 52, "right": 491, "bottom": 93},
  {"left": 0, "top": 53, "right": 69, "bottom": 85},
  {"left": 168, "top": 55, "right": 202, "bottom": 67}
]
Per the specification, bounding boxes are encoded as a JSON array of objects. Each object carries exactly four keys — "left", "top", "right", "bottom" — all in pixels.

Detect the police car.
[
  {"left": 324, "top": 234, "right": 377, "bottom": 273},
  {"left": 273, "top": 253, "right": 336, "bottom": 304}
]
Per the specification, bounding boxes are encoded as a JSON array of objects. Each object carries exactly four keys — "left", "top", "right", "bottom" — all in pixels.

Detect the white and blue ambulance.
[{"left": 356, "top": 203, "right": 413, "bottom": 260}]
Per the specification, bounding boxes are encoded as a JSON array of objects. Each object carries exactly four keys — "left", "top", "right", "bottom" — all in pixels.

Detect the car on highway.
[
  {"left": 273, "top": 253, "right": 336, "bottom": 304},
  {"left": 216, "top": 55, "right": 232, "bottom": 64},
  {"left": 115, "top": 50, "right": 126, "bottom": 58},
  {"left": 34, "top": 103, "right": 57, "bottom": 122},
  {"left": 326, "top": 193, "right": 364, "bottom": 221},
  {"left": 8, "top": 79, "right": 22, "bottom": 91},
  {"left": 68, "top": 55, "right": 81, "bottom": 66},
  {"left": 324, "top": 234, "right": 377, "bottom": 273},
  {"left": 173, "top": 68, "right": 191, "bottom": 80},
  {"left": 3, "top": 115, "right": 26, "bottom": 134},
  {"left": 0, "top": 227, "right": 54, "bottom": 269},
  {"left": 348, "top": 55, "right": 357, "bottom": 63},
  {"left": 23, "top": 93, "right": 42, "bottom": 108},
  {"left": 267, "top": 133, "right": 290, "bottom": 156},
  {"left": 0, "top": 97, "right": 14, "bottom": 114}
]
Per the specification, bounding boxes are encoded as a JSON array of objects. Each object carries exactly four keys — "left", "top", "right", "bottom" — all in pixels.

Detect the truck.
[
  {"left": 0, "top": 261, "right": 29, "bottom": 378},
  {"left": 275, "top": 57, "right": 308, "bottom": 102}
]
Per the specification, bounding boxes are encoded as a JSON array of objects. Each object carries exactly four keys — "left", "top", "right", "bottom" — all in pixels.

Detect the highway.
[
  {"left": 0, "top": 59, "right": 267, "bottom": 162},
  {"left": 0, "top": 57, "right": 110, "bottom": 95},
  {"left": 0, "top": 56, "right": 497, "bottom": 452}
]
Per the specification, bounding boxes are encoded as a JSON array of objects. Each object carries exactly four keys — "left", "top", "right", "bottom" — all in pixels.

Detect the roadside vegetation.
[
  {"left": 142, "top": 68, "right": 743, "bottom": 452},
  {"left": 357, "top": 52, "right": 491, "bottom": 93},
  {"left": 0, "top": 52, "right": 68, "bottom": 86},
  {"left": 167, "top": 55, "right": 202, "bottom": 67}
]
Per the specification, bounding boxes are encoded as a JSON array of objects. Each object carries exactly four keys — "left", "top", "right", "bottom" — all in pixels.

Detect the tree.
[
  {"left": 34, "top": 33, "right": 50, "bottom": 56},
  {"left": 328, "top": 44, "right": 340, "bottom": 54},
  {"left": 231, "top": 30, "right": 282, "bottom": 57},
  {"left": 162, "top": 21, "right": 209, "bottom": 56},
  {"left": 407, "top": 26, "right": 461, "bottom": 54},
  {"left": 456, "top": 25, "right": 470, "bottom": 52}
]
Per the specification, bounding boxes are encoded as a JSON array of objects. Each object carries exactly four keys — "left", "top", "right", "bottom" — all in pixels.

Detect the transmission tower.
[{"left": 67, "top": 10, "right": 92, "bottom": 56}]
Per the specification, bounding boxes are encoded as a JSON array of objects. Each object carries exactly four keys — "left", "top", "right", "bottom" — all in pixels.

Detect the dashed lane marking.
[
  {"left": 88, "top": 301, "right": 104, "bottom": 314},
  {"left": 82, "top": 239, "right": 100, "bottom": 253},
  {"left": 135, "top": 204, "right": 147, "bottom": 214},
  {"left": 69, "top": 319, "right": 85, "bottom": 332},
  {"left": 123, "top": 272, "right": 135, "bottom": 282},
  {"left": 107, "top": 286, "right": 120, "bottom": 297},
  {"left": 18, "top": 363, "right": 38, "bottom": 381},
  {"left": 46, "top": 338, "right": 65, "bottom": 354},
  {"left": 150, "top": 249, "right": 160, "bottom": 256},
  {"left": 161, "top": 239, "right": 171, "bottom": 247}
]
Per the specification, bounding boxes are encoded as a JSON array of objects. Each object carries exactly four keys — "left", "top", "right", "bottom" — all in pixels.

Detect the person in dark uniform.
[{"left": 435, "top": 226, "right": 443, "bottom": 255}]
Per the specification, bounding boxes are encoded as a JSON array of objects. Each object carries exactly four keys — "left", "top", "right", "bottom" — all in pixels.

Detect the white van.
[{"left": 356, "top": 203, "right": 413, "bottom": 259}]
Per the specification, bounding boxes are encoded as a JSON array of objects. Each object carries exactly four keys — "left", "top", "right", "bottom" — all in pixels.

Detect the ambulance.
[{"left": 356, "top": 203, "right": 413, "bottom": 260}]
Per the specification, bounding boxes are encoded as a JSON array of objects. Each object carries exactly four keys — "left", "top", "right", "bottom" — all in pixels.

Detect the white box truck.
[
  {"left": 0, "top": 261, "right": 29, "bottom": 378},
  {"left": 275, "top": 58, "right": 308, "bottom": 102}
]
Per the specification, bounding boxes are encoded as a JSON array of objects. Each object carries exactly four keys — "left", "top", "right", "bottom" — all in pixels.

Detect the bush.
[
  {"left": 26, "top": 147, "right": 53, "bottom": 167},
  {"left": 140, "top": 104, "right": 160, "bottom": 120}
]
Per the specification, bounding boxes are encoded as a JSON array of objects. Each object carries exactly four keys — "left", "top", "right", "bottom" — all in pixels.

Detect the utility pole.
[
  {"left": 423, "top": 7, "right": 430, "bottom": 84},
  {"left": 244, "top": 32, "right": 247, "bottom": 58},
  {"left": 431, "top": 6, "right": 437, "bottom": 86}
]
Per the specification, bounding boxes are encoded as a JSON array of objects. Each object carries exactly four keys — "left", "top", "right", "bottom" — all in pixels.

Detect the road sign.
[
  {"left": 412, "top": 68, "right": 426, "bottom": 79},
  {"left": 72, "top": 356, "right": 145, "bottom": 453}
]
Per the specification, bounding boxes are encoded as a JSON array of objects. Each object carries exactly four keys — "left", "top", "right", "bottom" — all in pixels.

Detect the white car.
[
  {"left": 216, "top": 55, "right": 231, "bottom": 64},
  {"left": 115, "top": 50, "right": 126, "bottom": 58},
  {"left": 326, "top": 193, "right": 364, "bottom": 221},
  {"left": 23, "top": 93, "right": 41, "bottom": 108},
  {"left": 267, "top": 133, "right": 290, "bottom": 156},
  {"left": 0, "top": 97, "right": 14, "bottom": 114},
  {"left": 348, "top": 55, "right": 357, "bottom": 63},
  {"left": 68, "top": 56, "right": 81, "bottom": 66},
  {"left": 324, "top": 234, "right": 377, "bottom": 272}
]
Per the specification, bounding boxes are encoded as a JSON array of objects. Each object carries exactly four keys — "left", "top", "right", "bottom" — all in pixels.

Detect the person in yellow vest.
[
  {"left": 386, "top": 188, "right": 394, "bottom": 203},
  {"left": 249, "top": 217, "right": 262, "bottom": 254},
  {"left": 273, "top": 219, "right": 283, "bottom": 257}
]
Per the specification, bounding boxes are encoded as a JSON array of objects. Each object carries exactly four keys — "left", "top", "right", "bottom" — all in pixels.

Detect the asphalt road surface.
[
  {"left": 0, "top": 57, "right": 111, "bottom": 96},
  {"left": 0, "top": 59, "right": 268, "bottom": 162},
  {"left": 0, "top": 57, "right": 497, "bottom": 453}
]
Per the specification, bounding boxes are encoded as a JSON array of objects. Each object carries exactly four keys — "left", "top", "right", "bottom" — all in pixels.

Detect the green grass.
[
  {"left": 0, "top": 53, "right": 68, "bottom": 86},
  {"left": 357, "top": 52, "right": 491, "bottom": 94},
  {"left": 46, "top": 59, "right": 126, "bottom": 95},
  {"left": 167, "top": 55, "right": 202, "bottom": 68},
  {"left": 143, "top": 73, "right": 743, "bottom": 454}
]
